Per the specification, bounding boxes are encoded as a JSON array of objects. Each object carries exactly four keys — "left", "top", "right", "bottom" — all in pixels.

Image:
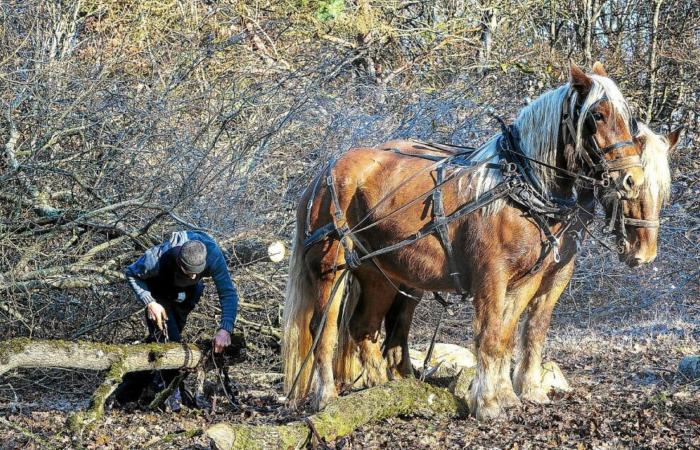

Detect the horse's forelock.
[{"left": 574, "top": 75, "right": 632, "bottom": 152}]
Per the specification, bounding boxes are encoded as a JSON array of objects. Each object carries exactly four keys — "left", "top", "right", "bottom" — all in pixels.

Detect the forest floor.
[
  {"left": 2, "top": 284, "right": 698, "bottom": 449},
  {"left": 2, "top": 169, "right": 699, "bottom": 450}
]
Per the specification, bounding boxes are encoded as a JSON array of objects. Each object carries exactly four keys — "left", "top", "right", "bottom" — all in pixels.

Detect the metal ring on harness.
[{"left": 616, "top": 237, "right": 626, "bottom": 254}]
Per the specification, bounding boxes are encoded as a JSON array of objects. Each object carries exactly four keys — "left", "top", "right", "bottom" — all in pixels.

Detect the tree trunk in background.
[
  {"left": 582, "top": 0, "right": 605, "bottom": 67},
  {"left": 478, "top": 8, "right": 497, "bottom": 74},
  {"left": 548, "top": 1, "right": 557, "bottom": 53},
  {"left": 583, "top": 0, "right": 593, "bottom": 66},
  {"left": 646, "top": 0, "right": 663, "bottom": 122}
]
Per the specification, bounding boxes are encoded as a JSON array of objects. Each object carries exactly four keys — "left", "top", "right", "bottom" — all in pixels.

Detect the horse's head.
[
  {"left": 612, "top": 124, "right": 680, "bottom": 267},
  {"left": 568, "top": 62, "right": 643, "bottom": 200}
]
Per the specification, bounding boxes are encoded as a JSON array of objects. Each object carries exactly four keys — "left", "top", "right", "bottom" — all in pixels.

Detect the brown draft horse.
[
  {"left": 380, "top": 120, "right": 679, "bottom": 412},
  {"left": 282, "top": 63, "right": 672, "bottom": 420}
]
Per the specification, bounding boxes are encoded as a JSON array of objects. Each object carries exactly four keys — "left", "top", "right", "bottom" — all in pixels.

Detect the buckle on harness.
[
  {"left": 344, "top": 249, "right": 362, "bottom": 269},
  {"left": 501, "top": 161, "right": 517, "bottom": 174},
  {"left": 552, "top": 244, "right": 561, "bottom": 263}
]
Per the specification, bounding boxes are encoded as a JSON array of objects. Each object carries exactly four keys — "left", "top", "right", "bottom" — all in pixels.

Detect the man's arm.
[
  {"left": 123, "top": 244, "right": 164, "bottom": 307},
  {"left": 207, "top": 246, "right": 239, "bottom": 333}
]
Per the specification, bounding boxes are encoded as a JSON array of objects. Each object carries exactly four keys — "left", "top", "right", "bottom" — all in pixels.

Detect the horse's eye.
[{"left": 592, "top": 112, "right": 604, "bottom": 121}]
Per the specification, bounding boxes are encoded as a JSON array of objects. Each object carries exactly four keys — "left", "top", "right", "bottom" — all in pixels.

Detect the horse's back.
[{"left": 331, "top": 140, "right": 442, "bottom": 202}]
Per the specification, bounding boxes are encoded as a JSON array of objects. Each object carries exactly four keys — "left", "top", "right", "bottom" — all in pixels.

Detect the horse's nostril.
[{"left": 623, "top": 174, "right": 635, "bottom": 190}]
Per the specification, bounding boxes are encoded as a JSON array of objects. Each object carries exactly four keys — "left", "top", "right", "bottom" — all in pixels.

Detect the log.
[
  {"left": 226, "top": 236, "right": 286, "bottom": 265},
  {"left": 0, "top": 336, "right": 245, "bottom": 377},
  {"left": 0, "top": 335, "right": 245, "bottom": 433},
  {"left": 206, "top": 378, "right": 469, "bottom": 450}
]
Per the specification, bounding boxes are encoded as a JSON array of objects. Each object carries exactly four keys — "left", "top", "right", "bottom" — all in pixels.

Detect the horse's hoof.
[
  {"left": 520, "top": 388, "right": 551, "bottom": 404},
  {"left": 498, "top": 389, "right": 522, "bottom": 409},
  {"left": 469, "top": 394, "right": 503, "bottom": 421},
  {"left": 364, "top": 368, "right": 388, "bottom": 388},
  {"left": 473, "top": 402, "right": 502, "bottom": 421},
  {"left": 313, "top": 386, "right": 338, "bottom": 411}
]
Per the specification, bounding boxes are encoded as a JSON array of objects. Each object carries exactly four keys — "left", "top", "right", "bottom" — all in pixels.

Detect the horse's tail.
[
  {"left": 282, "top": 229, "right": 315, "bottom": 401},
  {"left": 334, "top": 272, "right": 362, "bottom": 389}
]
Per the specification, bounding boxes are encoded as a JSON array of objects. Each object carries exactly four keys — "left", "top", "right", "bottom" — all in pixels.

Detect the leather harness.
[{"left": 302, "top": 90, "right": 656, "bottom": 300}]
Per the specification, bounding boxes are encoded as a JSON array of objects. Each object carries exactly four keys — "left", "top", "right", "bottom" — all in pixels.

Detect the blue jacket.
[{"left": 124, "top": 231, "right": 238, "bottom": 332}]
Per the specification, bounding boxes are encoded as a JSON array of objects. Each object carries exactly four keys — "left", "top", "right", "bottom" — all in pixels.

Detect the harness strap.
[
  {"left": 600, "top": 140, "right": 636, "bottom": 154},
  {"left": 305, "top": 163, "right": 328, "bottom": 238},
  {"left": 304, "top": 222, "right": 337, "bottom": 249},
  {"left": 593, "top": 155, "right": 642, "bottom": 172},
  {"left": 351, "top": 159, "right": 494, "bottom": 235},
  {"left": 432, "top": 165, "right": 466, "bottom": 296},
  {"left": 421, "top": 292, "right": 448, "bottom": 381},
  {"left": 529, "top": 213, "right": 561, "bottom": 263},
  {"left": 561, "top": 88, "right": 577, "bottom": 149},
  {"left": 356, "top": 181, "right": 512, "bottom": 262},
  {"left": 303, "top": 159, "right": 343, "bottom": 249}
]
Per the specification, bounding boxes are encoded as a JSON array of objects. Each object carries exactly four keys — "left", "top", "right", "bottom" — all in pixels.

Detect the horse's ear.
[
  {"left": 591, "top": 61, "right": 608, "bottom": 77},
  {"left": 666, "top": 127, "right": 682, "bottom": 154},
  {"left": 570, "top": 63, "right": 592, "bottom": 97}
]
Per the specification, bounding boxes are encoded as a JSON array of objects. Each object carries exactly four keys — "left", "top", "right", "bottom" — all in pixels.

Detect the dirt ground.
[{"left": 2, "top": 297, "right": 698, "bottom": 449}]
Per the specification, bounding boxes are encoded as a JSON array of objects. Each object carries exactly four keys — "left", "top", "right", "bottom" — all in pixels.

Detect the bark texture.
[
  {"left": 0, "top": 336, "right": 245, "bottom": 433},
  {"left": 206, "top": 378, "right": 469, "bottom": 450}
]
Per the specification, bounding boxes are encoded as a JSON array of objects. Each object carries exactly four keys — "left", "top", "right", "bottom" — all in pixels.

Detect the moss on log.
[
  {"left": 206, "top": 378, "right": 469, "bottom": 450},
  {"left": 0, "top": 336, "right": 245, "bottom": 434},
  {"left": 0, "top": 336, "right": 245, "bottom": 377}
]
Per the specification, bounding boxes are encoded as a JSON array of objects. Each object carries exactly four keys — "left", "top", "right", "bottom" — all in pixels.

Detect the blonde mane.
[
  {"left": 462, "top": 75, "right": 633, "bottom": 215},
  {"left": 637, "top": 123, "right": 672, "bottom": 205}
]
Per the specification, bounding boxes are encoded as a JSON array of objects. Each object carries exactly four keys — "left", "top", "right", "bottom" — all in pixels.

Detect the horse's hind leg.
[
  {"left": 309, "top": 246, "right": 348, "bottom": 410},
  {"left": 348, "top": 271, "right": 397, "bottom": 387},
  {"left": 514, "top": 261, "right": 574, "bottom": 404},
  {"left": 384, "top": 290, "right": 420, "bottom": 379}
]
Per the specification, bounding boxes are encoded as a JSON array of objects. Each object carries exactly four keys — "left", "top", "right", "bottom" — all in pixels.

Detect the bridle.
[
  {"left": 560, "top": 89, "right": 641, "bottom": 193},
  {"left": 558, "top": 89, "right": 659, "bottom": 246}
]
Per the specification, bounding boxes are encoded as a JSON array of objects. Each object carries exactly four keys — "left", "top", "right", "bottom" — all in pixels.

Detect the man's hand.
[
  {"left": 147, "top": 302, "right": 168, "bottom": 331},
  {"left": 213, "top": 329, "right": 231, "bottom": 353}
]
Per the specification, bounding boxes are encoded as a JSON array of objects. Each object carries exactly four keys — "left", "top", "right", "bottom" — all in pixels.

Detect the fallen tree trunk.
[
  {"left": 206, "top": 378, "right": 470, "bottom": 450},
  {"left": 0, "top": 336, "right": 245, "bottom": 433}
]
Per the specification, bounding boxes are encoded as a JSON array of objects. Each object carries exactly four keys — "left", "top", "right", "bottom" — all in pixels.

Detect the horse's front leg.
[
  {"left": 513, "top": 260, "right": 574, "bottom": 404},
  {"left": 470, "top": 274, "right": 539, "bottom": 420}
]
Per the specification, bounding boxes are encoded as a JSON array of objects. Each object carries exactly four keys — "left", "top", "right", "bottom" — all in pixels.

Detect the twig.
[
  {"left": 237, "top": 316, "right": 282, "bottom": 340},
  {"left": 149, "top": 371, "right": 188, "bottom": 410}
]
